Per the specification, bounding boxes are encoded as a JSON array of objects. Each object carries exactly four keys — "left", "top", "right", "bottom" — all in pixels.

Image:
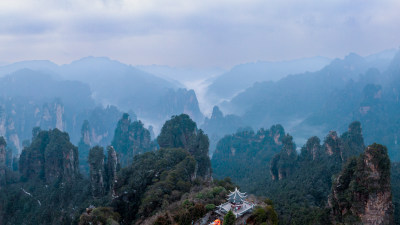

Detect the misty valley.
[{"left": 0, "top": 49, "right": 399, "bottom": 225}]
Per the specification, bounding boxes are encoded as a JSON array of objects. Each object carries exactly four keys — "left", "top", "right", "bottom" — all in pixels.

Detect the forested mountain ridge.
[
  {"left": 329, "top": 143, "right": 393, "bottom": 224},
  {"left": 201, "top": 106, "right": 245, "bottom": 156},
  {"left": 211, "top": 124, "right": 284, "bottom": 191},
  {"left": 0, "top": 114, "right": 398, "bottom": 224},
  {"left": 0, "top": 58, "right": 205, "bottom": 159},
  {"left": 110, "top": 113, "right": 155, "bottom": 167},
  {"left": 212, "top": 121, "right": 397, "bottom": 224},
  {"left": 0, "top": 114, "right": 223, "bottom": 225},
  {"left": 215, "top": 50, "right": 400, "bottom": 161},
  {"left": 0, "top": 57, "right": 204, "bottom": 125},
  {"left": 206, "top": 56, "right": 332, "bottom": 102}
]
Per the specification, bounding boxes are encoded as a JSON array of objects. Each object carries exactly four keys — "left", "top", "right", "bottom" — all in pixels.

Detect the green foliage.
[
  {"left": 195, "top": 186, "right": 227, "bottom": 201},
  {"left": 247, "top": 201, "right": 279, "bottom": 225},
  {"left": 19, "top": 128, "right": 79, "bottom": 183},
  {"left": 223, "top": 210, "right": 236, "bottom": 225},
  {"left": 1, "top": 177, "right": 92, "bottom": 225},
  {"left": 88, "top": 146, "right": 105, "bottom": 197},
  {"left": 212, "top": 125, "right": 284, "bottom": 191},
  {"left": 111, "top": 148, "right": 197, "bottom": 223},
  {"left": 264, "top": 198, "right": 274, "bottom": 207},
  {"left": 201, "top": 106, "right": 245, "bottom": 155},
  {"left": 158, "top": 114, "right": 197, "bottom": 149},
  {"left": 391, "top": 162, "right": 400, "bottom": 224},
  {"left": 88, "top": 146, "right": 105, "bottom": 168},
  {"left": 174, "top": 203, "right": 207, "bottom": 225},
  {"left": 329, "top": 143, "right": 392, "bottom": 224},
  {"left": 158, "top": 114, "right": 211, "bottom": 178},
  {"left": 154, "top": 213, "right": 172, "bottom": 225},
  {"left": 78, "top": 120, "right": 91, "bottom": 175},
  {"left": 213, "top": 177, "right": 236, "bottom": 191},
  {"left": 213, "top": 122, "right": 367, "bottom": 224},
  {"left": 111, "top": 113, "right": 153, "bottom": 167},
  {"left": 79, "top": 207, "right": 120, "bottom": 225},
  {"left": 205, "top": 203, "right": 216, "bottom": 211}
]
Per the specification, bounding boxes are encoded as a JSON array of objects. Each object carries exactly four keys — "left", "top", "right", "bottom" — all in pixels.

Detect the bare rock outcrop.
[
  {"left": 106, "top": 146, "right": 119, "bottom": 193},
  {"left": 89, "top": 146, "right": 105, "bottom": 197},
  {"left": 270, "top": 134, "right": 297, "bottom": 180},
  {"left": 329, "top": 143, "right": 393, "bottom": 225}
]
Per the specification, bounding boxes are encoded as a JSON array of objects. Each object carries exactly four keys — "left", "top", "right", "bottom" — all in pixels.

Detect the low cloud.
[{"left": 0, "top": 0, "right": 399, "bottom": 67}]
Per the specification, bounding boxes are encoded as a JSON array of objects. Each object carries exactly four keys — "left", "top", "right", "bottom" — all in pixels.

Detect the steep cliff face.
[
  {"left": 106, "top": 146, "right": 118, "bottom": 194},
  {"left": 40, "top": 101, "right": 66, "bottom": 131},
  {"left": 329, "top": 143, "right": 393, "bottom": 224},
  {"left": 111, "top": 113, "right": 152, "bottom": 167},
  {"left": 262, "top": 122, "right": 370, "bottom": 224},
  {"left": 270, "top": 135, "right": 297, "bottom": 180},
  {"left": 323, "top": 121, "right": 365, "bottom": 163},
  {"left": 270, "top": 122, "right": 365, "bottom": 182},
  {"left": 340, "top": 121, "right": 365, "bottom": 161},
  {"left": 88, "top": 145, "right": 119, "bottom": 198},
  {"left": 19, "top": 128, "right": 79, "bottom": 183},
  {"left": 157, "top": 114, "right": 211, "bottom": 179},
  {"left": 159, "top": 88, "right": 204, "bottom": 124},
  {"left": 0, "top": 98, "right": 71, "bottom": 154},
  {"left": 201, "top": 106, "right": 245, "bottom": 156},
  {"left": 89, "top": 146, "right": 105, "bottom": 197},
  {"left": 324, "top": 131, "right": 342, "bottom": 157},
  {"left": 301, "top": 136, "right": 323, "bottom": 160},
  {"left": 111, "top": 148, "right": 196, "bottom": 223},
  {"left": 83, "top": 105, "right": 124, "bottom": 147},
  {"left": 78, "top": 120, "right": 91, "bottom": 175}
]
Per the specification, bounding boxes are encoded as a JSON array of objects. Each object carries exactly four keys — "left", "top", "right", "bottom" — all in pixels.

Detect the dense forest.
[
  {"left": 0, "top": 114, "right": 242, "bottom": 224},
  {"left": 2, "top": 0, "right": 399, "bottom": 224},
  {"left": 208, "top": 50, "right": 400, "bottom": 161},
  {"left": 0, "top": 112, "right": 398, "bottom": 224},
  {"left": 212, "top": 121, "right": 398, "bottom": 224},
  {"left": 0, "top": 48, "right": 398, "bottom": 225}
]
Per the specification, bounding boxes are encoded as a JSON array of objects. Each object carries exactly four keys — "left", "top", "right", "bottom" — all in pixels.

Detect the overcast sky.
[{"left": 0, "top": 0, "right": 399, "bottom": 68}]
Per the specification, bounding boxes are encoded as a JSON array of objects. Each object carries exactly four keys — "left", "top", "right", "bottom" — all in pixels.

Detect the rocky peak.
[
  {"left": 324, "top": 131, "right": 341, "bottom": 157},
  {"left": 340, "top": 121, "right": 365, "bottom": 162},
  {"left": 301, "top": 136, "right": 322, "bottom": 160},
  {"left": 106, "top": 146, "right": 119, "bottom": 193},
  {"left": 78, "top": 121, "right": 92, "bottom": 175},
  {"left": 282, "top": 134, "right": 296, "bottom": 157},
  {"left": 159, "top": 88, "right": 204, "bottom": 123},
  {"left": 158, "top": 114, "right": 211, "bottom": 179},
  {"left": 111, "top": 114, "right": 152, "bottom": 167},
  {"left": 40, "top": 101, "right": 65, "bottom": 131},
  {"left": 87, "top": 145, "right": 119, "bottom": 198},
  {"left": 19, "top": 128, "right": 79, "bottom": 183},
  {"left": 148, "top": 125, "right": 155, "bottom": 140},
  {"left": 269, "top": 124, "right": 284, "bottom": 145},
  {"left": 211, "top": 106, "right": 223, "bottom": 120},
  {"left": 81, "top": 120, "right": 91, "bottom": 146},
  {"left": 89, "top": 146, "right": 105, "bottom": 197},
  {"left": 329, "top": 143, "right": 393, "bottom": 224},
  {"left": 270, "top": 134, "right": 297, "bottom": 180}
]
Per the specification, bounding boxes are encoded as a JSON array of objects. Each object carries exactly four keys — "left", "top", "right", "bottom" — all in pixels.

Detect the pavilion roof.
[{"left": 227, "top": 187, "right": 247, "bottom": 204}]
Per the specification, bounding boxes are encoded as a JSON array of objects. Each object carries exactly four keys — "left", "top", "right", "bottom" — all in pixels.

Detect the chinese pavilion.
[{"left": 216, "top": 187, "right": 254, "bottom": 218}]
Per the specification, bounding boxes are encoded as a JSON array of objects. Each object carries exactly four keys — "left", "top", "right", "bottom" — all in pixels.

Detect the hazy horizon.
[{"left": 0, "top": 0, "right": 399, "bottom": 68}]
